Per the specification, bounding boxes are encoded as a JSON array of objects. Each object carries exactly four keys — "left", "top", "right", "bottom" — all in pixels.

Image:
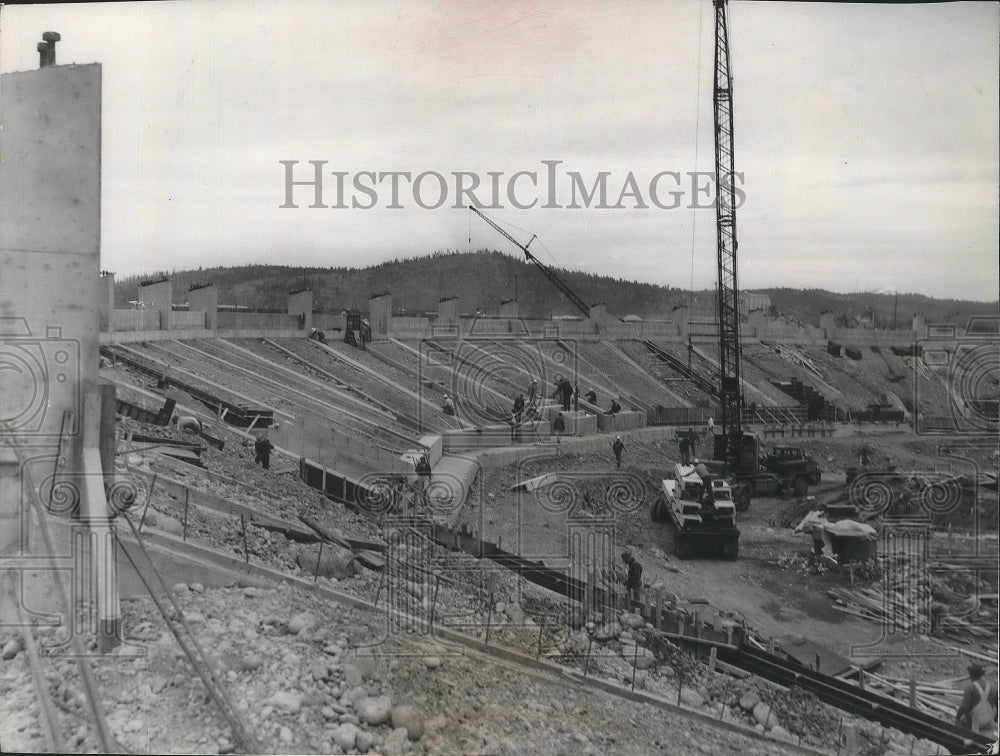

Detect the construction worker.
[
  {"left": 956, "top": 663, "right": 998, "bottom": 737},
  {"left": 552, "top": 412, "right": 566, "bottom": 446},
  {"left": 608, "top": 398, "right": 621, "bottom": 416},
  {"left": 553, "top": 377, "right": 573, "bottom": 412},
  {"left": 621, "top": 551, "right": 643, "bottom": 602},
  {"left": 414, "top": 455, "right": 433, "bottom": 507},
  {"left": 254, "top": 433, "right": 274, "bottom": 470},
  {"left": 585, "top": 389, "right": 597, "bottom": 405},
  {"left": 611, "top": 436, "right": 626, "bottom": 469},
  {"left": 512, "top": 393, "right": 525, "bottom": 424},
  {"left": 695, "top": 461, "right": 715, "bottom": 505},
  {"left": 679, "top": 434, "right": 691, "bottom": 465},
  {"left": 858, "top": 443, "right": 872, "bottom": 468},
  {"left": 442, "top": 394, "right": 455, "bottom": 416},
  {"left": 707, "top": 416, "right": 715, "bottom": 435},
  {"left": 527, "top": 379, "right": 538, "bottom": 408}
]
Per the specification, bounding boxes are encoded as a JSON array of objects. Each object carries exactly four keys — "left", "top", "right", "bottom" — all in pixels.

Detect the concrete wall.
[
  {"left": 99, "top": 272, "right": 115, "bottom": 331},
  {"left": 111, "top": 308, "right": 160, "bottom": 331},
  {"left": 499, "top": 299, "right": 519, "bottom": 318},
  {"left": 217, "top": 311, "right": 300, "bottom": 330},
  {"left": 138, "top": 278, "right": 171, "bottom": 330},
  {"left": 169, "top": 310, "right": 206, "bottom": 330},
  {"left": 188, "top": 284, "right": 218, "bottom": 330},
  {"left": 287, "top": 289, "right": 313, "bottom": 332},
  {"left": 0, "top": 63, "right": 107, "bottom": 625},
  {"left": 438, "top": 298, "right": 460, "bottom": 325},
  {"left": 369, "top": 294, "right": 392, "bottom": 338}
]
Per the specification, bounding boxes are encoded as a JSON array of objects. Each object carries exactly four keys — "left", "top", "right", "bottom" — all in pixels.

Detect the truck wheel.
[
  {"left": 676, "top": 535, "right": 691, "bottom": 560},
  {"left": 737, "top": 488, "right": 751, "bottom": 512},
  {"left": 793, "top": 476, "right": 808, "bottom": 497},
  {"left": 723, "top": 537, "right": 739, "bottom": 561}
]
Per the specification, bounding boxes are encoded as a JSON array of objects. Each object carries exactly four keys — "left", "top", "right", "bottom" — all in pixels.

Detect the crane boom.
[
  {"left": 713, "top": 0, "right": 743, "bottom": 458},
  {"left": 468, "top": 205, "right": 592, "bottom": 319}
]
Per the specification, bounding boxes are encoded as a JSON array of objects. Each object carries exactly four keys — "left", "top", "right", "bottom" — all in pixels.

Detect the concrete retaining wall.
[
  {"left": 100, "top": 328, "right": 307, "bottom": 344},
  {"left": 111, "top": 308, "right": 160, "bottom": 332},
  {"left": 596, "top": 410, "right": 646, "bottom": 432},
  {"left": 217, "top": 311, "right": 301, "bottom": 330},
  {"left": 169, "top": 310, "right": 206, "bottom": 330}
]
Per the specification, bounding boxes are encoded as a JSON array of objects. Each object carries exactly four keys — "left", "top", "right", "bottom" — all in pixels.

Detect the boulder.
[
  {"left": 752, "top": 702, "right": 773, "bottom": 729},
  {"left": 357, "top": 695, "right": 393, "bottom": 726},
  {"left": 287, "top": 613, "right": 316, "bottom": 635},
  {"left": 391, "top": 704, "right": 425, "bottom": 740},
  {"left": 621, "top": 613, "right": 645, "bottom": 630},
  {"left": 381, "top": 728, "right": 410, "bottom": 756},
  {"left": 680, "top": 688, "right": 704, "bottom": 708},
  {"left": 265, "top": 691, "right": 302, "bottom": 714},
  {"left": 296, "top": 543, "right": 357, "bottom": 579},
  {"left": 739, "top": 691, "right": 760, "bottom": 711},
  {"left": 2, "top": 638, "right": 24, "bottom": 660},
  {"left": 333, "top": 723, "right": 359, "bottom": 752}
]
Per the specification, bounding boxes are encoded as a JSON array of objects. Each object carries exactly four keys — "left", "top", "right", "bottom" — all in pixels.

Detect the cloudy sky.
[{"left": 2, "top": 0, "right": 997, "bottom": 300}]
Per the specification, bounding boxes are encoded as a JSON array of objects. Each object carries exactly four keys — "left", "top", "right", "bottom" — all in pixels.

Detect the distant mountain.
[{"left": 115, "top": 251, "right": 997, "bottom": 328}]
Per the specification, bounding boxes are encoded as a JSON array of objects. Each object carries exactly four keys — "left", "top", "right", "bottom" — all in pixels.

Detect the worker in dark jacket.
[
  {"left": 585, "top": 389, "right": 597, "bottom": 404},
  {"left": 621, "top": 551, "right": 643, "bottom": 601},
  {"left": 552, "top": 412, "right": 566, "bottom": 446},
  {"left": 553, "top": 378, "right": 573, "bottom": 412},
  {"left": 512, "top": 393, "right": 525, "bottom": 424},
  {"left": 254, "top": 434, "right": 274, "bottom": 470},
  {"left": 608, "top": 398, "right": 621, "bottom": 415},
  {"left": 611, "top": 436, "right": 626, "bottom": 469}
]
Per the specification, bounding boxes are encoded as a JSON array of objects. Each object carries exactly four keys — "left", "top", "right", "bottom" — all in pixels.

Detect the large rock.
[
  {"left": 391, "top": 705, "right": 425, "bottom": 740},
  {"left": 679, "top": 688, "right": 704, "bottom": 708},
  {"left": 333, "top": 723, "right": 359, "bottom": 752},
  {"left": 356, "top": 730, "right": 375, "bottom": 753},
  {"left": 296, "top": 543, "right": 358, "bottom": 579},
  {"left": 2, "top": 639, "right": 23, "bottom": 661},
  {"left": 739, "top": 691, "right": 760, "bottom": 711},
  {"left": 752, "top": 702, "right": 773, "bottom": 729},
  {"left": 287, "top": 613, "right": 316, "bottom": 635},
  {"left": 594, "top": 623, "right": 618, "bottom": 642},
  {"left": 357, "top": 695, "right": 393, "bottom": 726},
  {"left": 265, "top": 691, "right": 302, "bottom": 714},
  {"left": 343, "top": 663, "right": 364, "bottom": 687},
  {"left": 381, "top": 728, "right": 410, "bottom": 756},
  {"left": 620, "top": 612, "right": 645, "bottom": 630}
]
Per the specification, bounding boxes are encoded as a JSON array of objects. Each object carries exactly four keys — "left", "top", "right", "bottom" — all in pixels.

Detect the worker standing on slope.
[
  {"left": 512, "top": 393, "right": 525, "bottom": 424},
  {"left": 254, "top": 433, "right": 274, "bottom": 470},
  {"left": 552, "top": 412, "right": 566, "bottom": 448},
  {"left": 611, "top": 436, "right": 626, "bottom": 469},
  {"left": 956, "top": 663, "right": 998, "bottom": 738},
  {"left": 621, "top": 551, "right": 643, "bottom": 602}
]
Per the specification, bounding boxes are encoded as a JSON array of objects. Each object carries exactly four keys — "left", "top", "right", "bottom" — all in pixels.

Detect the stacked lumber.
[{"left": 863, "top": 670, "right": 962, "bottom": 720}]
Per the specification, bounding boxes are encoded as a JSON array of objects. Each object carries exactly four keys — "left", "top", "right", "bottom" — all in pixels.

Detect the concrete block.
[{"left": 596, "top": 410, "right": 646, "bottom": 432}]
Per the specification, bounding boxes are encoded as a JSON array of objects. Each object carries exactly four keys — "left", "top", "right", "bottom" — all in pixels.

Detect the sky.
[{"left": 1, "top": 0, "right": 997, "bottom": 301}]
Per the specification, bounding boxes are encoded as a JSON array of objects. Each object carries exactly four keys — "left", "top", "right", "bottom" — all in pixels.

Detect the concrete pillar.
[
  {"left": 438, "top": 297, "right": 459, "bottom": 324},
  {"left": 138, "top": 277, "right": 172, "bottom": 330},
  {"left": 0, "top": 62, "right": 109, "bottom": 638},
  {"left": 188, "top": 283, "right": 218, "bottom": 330},
  {"left": 911, "top": 312, "right": 926, "bottom": 338},
  {"left": 673, "top": 304, "right": 690, "bottom": 340},
  {"left": 98, "top": 271, "right": 114, "bottom": 332},
  {"left": 499, "top": 298, "right": 519, "bottom": 318},
  {"left": 368, "top": 292, "right": 392, "bottom": 338},
  {"left": 288, "top": 288, "right": 313, "bottom": 331},
  {"left": 820, "top": 310, "right": 837, "bottom": 339},
  {"left": 747, "top": 309, "right": 766, "bottom": 339}
]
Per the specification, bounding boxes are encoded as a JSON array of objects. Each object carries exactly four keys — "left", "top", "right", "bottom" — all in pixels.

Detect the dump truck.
[{"left": 649, "top": 461, "right": 740, "bottom": 560}]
